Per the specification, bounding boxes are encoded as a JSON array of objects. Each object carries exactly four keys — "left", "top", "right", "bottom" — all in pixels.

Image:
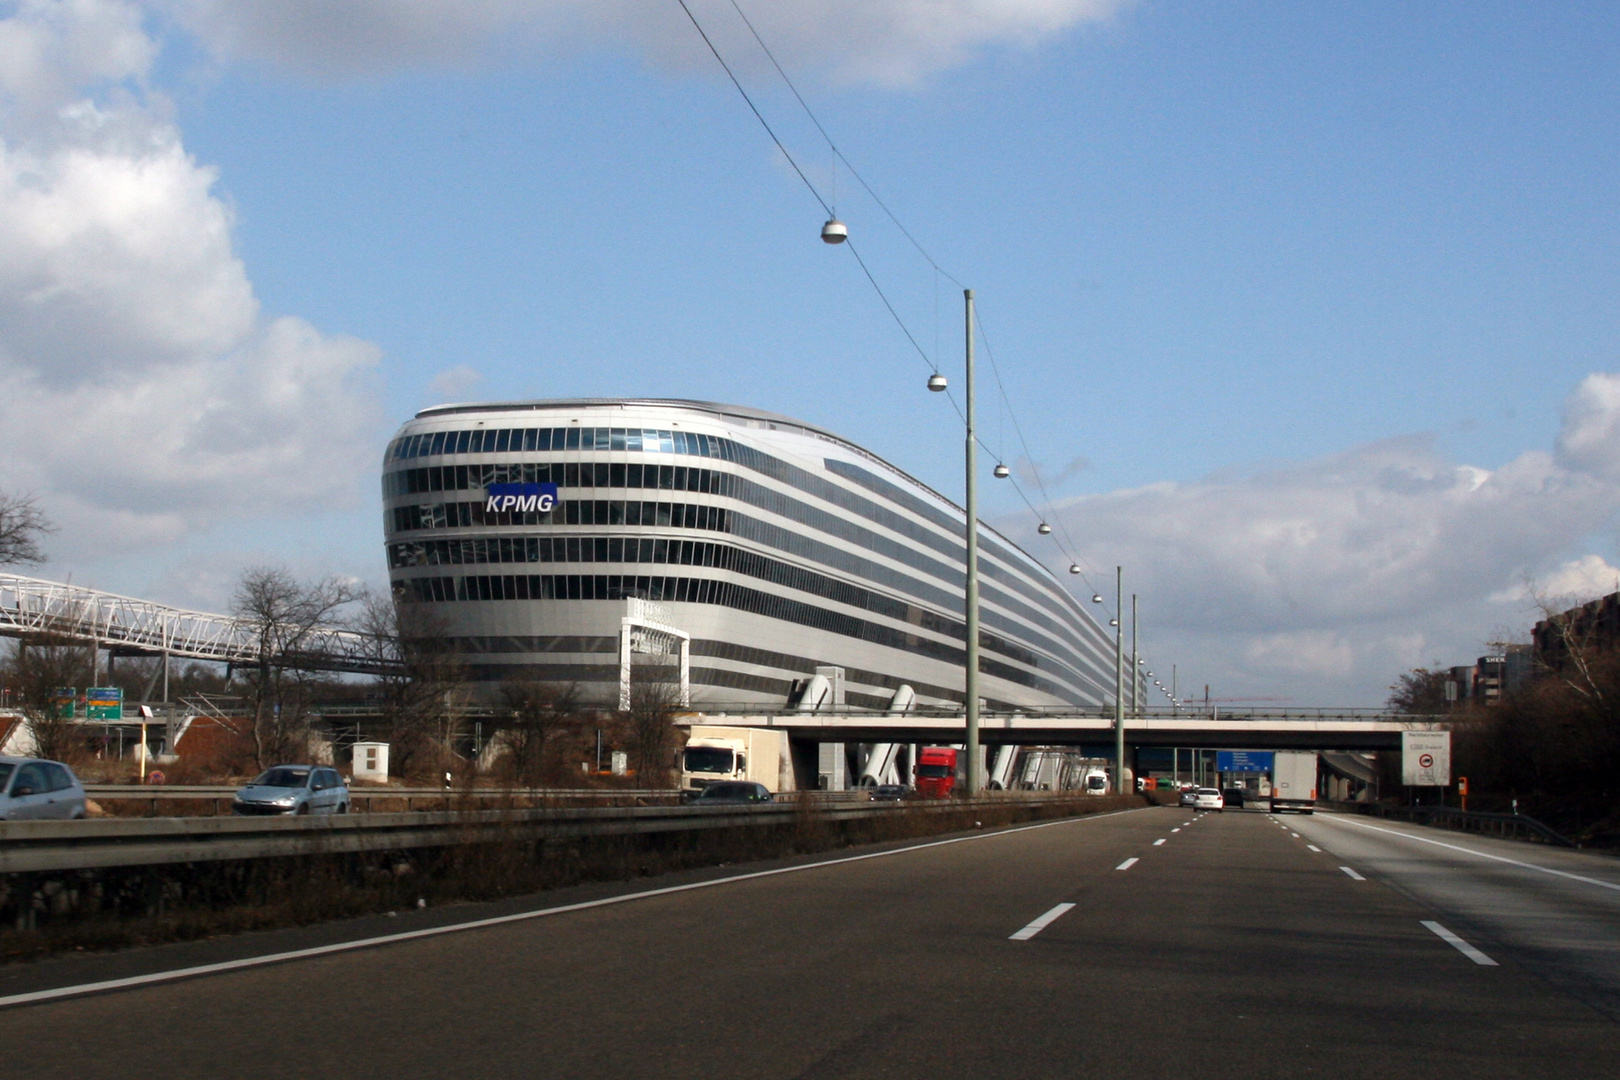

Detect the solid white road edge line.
[
  {"left": 1340, "top": 866, "right": 1366, "bottom": 881},
  {"left": 1116, "top": 857, "right": 1140, "bottom": 870},
  {"left": 1320, "top": 816, "right": 1620, "bottom": 893},
  {"left": 0, "top": 807, "right": 1152, "bottom": 1010},
  {"left": 1422, "top": 920, "right": 1499, "bottom": 966},
  {"left": 1009, "top": 902, "right": 1077, "bottom": 941}
]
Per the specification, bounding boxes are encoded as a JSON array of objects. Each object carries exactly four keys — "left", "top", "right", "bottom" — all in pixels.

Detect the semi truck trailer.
[
  {"left": 1269, "top": 751, "right": 1319, "bottom": 814},
  {"left": 680, "top": 726, "right": 796, "bottom": 797}
]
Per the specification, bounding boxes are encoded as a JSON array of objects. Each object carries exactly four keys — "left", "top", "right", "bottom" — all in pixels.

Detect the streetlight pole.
[
  {"left": 1114, "top": 566, "right": 1124, "bottom": 793},
  {"left": 1130, "top": 593, "right": 1138, "bottom": 720},
  {"left": 964, "top": 289, "right": 981, "bottom": 796}
]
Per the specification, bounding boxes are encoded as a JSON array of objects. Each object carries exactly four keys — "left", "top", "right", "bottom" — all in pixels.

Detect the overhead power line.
[{"left": 676, "top": 0, "right": 1138, "bottom": 630}]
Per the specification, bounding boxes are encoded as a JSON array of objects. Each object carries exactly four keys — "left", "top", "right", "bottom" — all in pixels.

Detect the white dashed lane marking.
[
  {"left": 1307, "top": 844, "right": 1321, "bottom": 852},
  {"left": 1153, "top": 839, "right": 1166, "bottom": 846},
  {"left": 1423, "top": 921, "right": 1499, "bottom": 966},
  {"left": 1116, "top": 858, "right": 1140, "bottom": 871},
  {"left": 1009, "top": 903, "right": 1076, "bottom": 941},
  {"left": 1340, "top": 866, "right": 1366, "bottom": 881}
]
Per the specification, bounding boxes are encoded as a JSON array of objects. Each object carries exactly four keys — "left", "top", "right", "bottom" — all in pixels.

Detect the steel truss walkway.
[{"left": 0, "top": 574, "right": 389, "bottom": 674}]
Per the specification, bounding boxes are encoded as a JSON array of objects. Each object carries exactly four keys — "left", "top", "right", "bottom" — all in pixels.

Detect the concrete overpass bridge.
[{"left": 674, "top": 708, "right": 1441, "bottom": 752}]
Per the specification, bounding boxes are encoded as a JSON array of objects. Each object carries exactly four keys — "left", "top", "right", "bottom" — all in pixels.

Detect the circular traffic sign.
[{"left": 1419, "top": 753, "right": 1434, "bottom": 769}]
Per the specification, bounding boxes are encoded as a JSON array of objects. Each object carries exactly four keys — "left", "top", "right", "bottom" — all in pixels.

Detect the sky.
[{"left": 3, "top": 0, "right": 1619, "bottom": 706}]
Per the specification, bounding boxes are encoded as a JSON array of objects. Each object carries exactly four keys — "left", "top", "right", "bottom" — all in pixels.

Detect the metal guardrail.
[
  {"left": 1329, "top": 801, "right": 1577, "bottom": 848},
  {"left": 82, "top": 785, "right": 878, "bottom": 815},
  {"left": 0, "top": 793, "right": 1112, "bottom": 874}
]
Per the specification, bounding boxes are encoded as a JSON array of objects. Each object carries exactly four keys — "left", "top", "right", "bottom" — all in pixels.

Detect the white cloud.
[
  {"left": 426, "top": 364, "right": 484, "bottom": 405},
  {"left": 0, "top": 0, "right": 382, "bottom": 575},
  {"left": 1488, "top": 554, "right": 1620, "bottom": 608},
  {"left": 1010, "top": 380, "right": 1620, "bottom": 704},
  {"left": 160, "top": 0, "right": 1129, "bottom": 86}
]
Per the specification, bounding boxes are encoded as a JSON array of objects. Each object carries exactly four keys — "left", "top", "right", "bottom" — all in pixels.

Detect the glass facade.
[{"left": 383, "top": 401, "right": 1120, "bottom": 709}]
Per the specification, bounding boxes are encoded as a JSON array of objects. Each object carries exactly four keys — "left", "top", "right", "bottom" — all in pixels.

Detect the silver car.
[
  {"left": 0, "top": 757, "right": 88, "bottom": 820},
  {"left": 233, "top": 765, "right": 351, "bottom": 816}
]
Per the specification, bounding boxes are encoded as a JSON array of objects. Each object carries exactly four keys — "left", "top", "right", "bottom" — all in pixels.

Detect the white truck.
[
  {"left": 679, "top": 726, "right": 797, "bottom": 797},
  {"left": 1269, "top": 751, "right": 1319, "bottom": 814}
]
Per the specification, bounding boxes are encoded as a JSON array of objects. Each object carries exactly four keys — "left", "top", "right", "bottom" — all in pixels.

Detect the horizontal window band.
[
  {"left": 383, "top": 426, "right": 1101, "bottom": 655},
  {"left": 399, "top": 573, "right": 1088, "bottom": 702},
  {"left": 399, "top": 546, "right": 1085, "bottom": 691},
  {"left": 387, "top": 526, "right": 1111, "bottom": 693},
  {"left": 440, "top": 635, "right": 999, "bottom": 710}
]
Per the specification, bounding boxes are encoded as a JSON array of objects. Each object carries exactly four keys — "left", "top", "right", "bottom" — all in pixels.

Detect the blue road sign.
[{"left": 1217, "top": 750, "right": 1274, "bottom": 773}]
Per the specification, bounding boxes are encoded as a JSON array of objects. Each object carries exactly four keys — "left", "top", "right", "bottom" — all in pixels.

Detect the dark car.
[
  {"left": 691, "top": 781, "right": 773, "bottom": 804},
  {"left": 1220, "top": 787, "right": 1246, "bottom": 808},
  {"left": 870, "top": 784, "right": 907, "bottom": 802}
]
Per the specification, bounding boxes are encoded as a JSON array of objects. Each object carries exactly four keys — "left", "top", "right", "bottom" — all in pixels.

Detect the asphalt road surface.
[{"left": 4, "top": 804, "right": 1619, "bottom": 1079}]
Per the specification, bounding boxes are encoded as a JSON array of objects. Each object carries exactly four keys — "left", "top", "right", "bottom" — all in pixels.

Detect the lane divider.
[
  {"left": 1422, "top": 920, "right": 1499, "bottom": 966},
  {"left": 1009, "top": 902, "right": 1076, "bottom": 941},
  {"left": 1306, "top": 844, "right": 1321, "bottom": 852},
  {"left": 1116, "top": 857, "right": 1140, "bottom": 871},
  {"left": 0, "top": 806, "right": 1152, "bottom": 1011},
  {"left": 1153, "top": 839, "right": 1166, "bottom": 846},
  {"left": 1340, "top": 866, "right": 1366, "bottom": 880}
]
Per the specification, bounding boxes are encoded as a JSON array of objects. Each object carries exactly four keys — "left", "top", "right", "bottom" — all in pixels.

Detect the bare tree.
[
  {"left": 356, "top": 592, "right": 468, "bottom": 780},
  {"left": 1531, "top": 587, "right": 1611, "bottom": 705},
  {"left": 232, "top": 567, "right": 361, "bottom": 768},
  {"left": 626, "top": 677, "right": 681, "bottom": 786},
  {"left": 0, "top": 491, "right": 53, "bottom": 568},
  {"left": 498, "top": 679, "right": 580, "bottom": 786},
  {"left": 4, "top": 635, "right": 90, "bottom": 761},
  {"left": 1386, "top": 668, "right": 1449, "bottom": 714}
]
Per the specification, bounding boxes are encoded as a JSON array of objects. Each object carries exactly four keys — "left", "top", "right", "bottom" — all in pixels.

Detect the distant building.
[
  {"left": 1534, "top": 591, "right": 1620, "bottom": 673},
  {"left": 1444, "top": 646, "right": 1531, "bottom": 706},
  {"left": 382, "top": 399, "right": 1127, "bottom": 711}
]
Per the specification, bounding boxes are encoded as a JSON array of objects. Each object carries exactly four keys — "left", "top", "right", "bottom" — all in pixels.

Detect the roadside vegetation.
[{"left": 1387, "top": 607, "right": 1620, "bottom": 846}]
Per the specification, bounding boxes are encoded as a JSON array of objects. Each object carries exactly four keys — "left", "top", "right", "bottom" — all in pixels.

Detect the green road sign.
[
  {"left": 86, "top": 686, "right": 122, "bottom": 721},
  {"left": 51, "top": 687, "right": 77, "bottom": 719}
]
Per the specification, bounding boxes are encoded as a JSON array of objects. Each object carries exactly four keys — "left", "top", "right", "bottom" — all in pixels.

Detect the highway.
[{"left": 2, "top": 805, "right": 1618, "bottom": 1078}]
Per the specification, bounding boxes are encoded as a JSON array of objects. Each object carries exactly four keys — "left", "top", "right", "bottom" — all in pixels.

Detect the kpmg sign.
[{"left": 485, "top": 483, "right": 558, "bottom": 514}]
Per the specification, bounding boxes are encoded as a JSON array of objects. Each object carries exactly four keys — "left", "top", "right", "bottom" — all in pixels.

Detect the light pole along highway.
[
  {"left": 964, "top": 289, "right": 982, "bottom": 795},
  {"left": 927, "top": 290, "right": 982, "bottom": 794}
]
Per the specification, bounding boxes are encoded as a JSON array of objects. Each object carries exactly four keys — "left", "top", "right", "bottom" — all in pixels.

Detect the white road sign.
[{"left": 1402, "top": 730, "right": 1452, "bottom": 786}]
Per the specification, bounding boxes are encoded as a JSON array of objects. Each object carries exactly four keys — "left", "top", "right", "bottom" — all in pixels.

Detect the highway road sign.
[
  {"left": 1402, "top": 730, "right": 1451, "bottom": 786},
  {"left": 1216, "top": 750, "right": 1274, "bottom": 772},
  {"left": 85, "top": 687, "right": 122, "bottom": 720}
]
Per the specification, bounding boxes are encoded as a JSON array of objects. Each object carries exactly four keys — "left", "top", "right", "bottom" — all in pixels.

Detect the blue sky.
[{"left": 4, "top": 1, "right": 1619, "bottom": 704}]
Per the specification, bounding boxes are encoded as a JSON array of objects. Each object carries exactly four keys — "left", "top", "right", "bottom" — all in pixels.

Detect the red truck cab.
[{"left": 913, "top": 746, "right": 959, "bottom": 798}]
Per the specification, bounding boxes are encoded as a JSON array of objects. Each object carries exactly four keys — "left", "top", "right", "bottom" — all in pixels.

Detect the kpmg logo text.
[{"left": 485, "top": 483, "right": 558, "bottom": 514}]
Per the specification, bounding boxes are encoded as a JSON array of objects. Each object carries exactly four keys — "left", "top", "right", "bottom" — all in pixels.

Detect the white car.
[{"left": 1193, "top": 787, "right": 1225, "bottom": 811}]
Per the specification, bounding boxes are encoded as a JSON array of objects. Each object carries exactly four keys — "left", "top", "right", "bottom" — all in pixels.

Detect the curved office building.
[{"left": 382, "top": 399, "right": 1122, "bottom": 711}]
